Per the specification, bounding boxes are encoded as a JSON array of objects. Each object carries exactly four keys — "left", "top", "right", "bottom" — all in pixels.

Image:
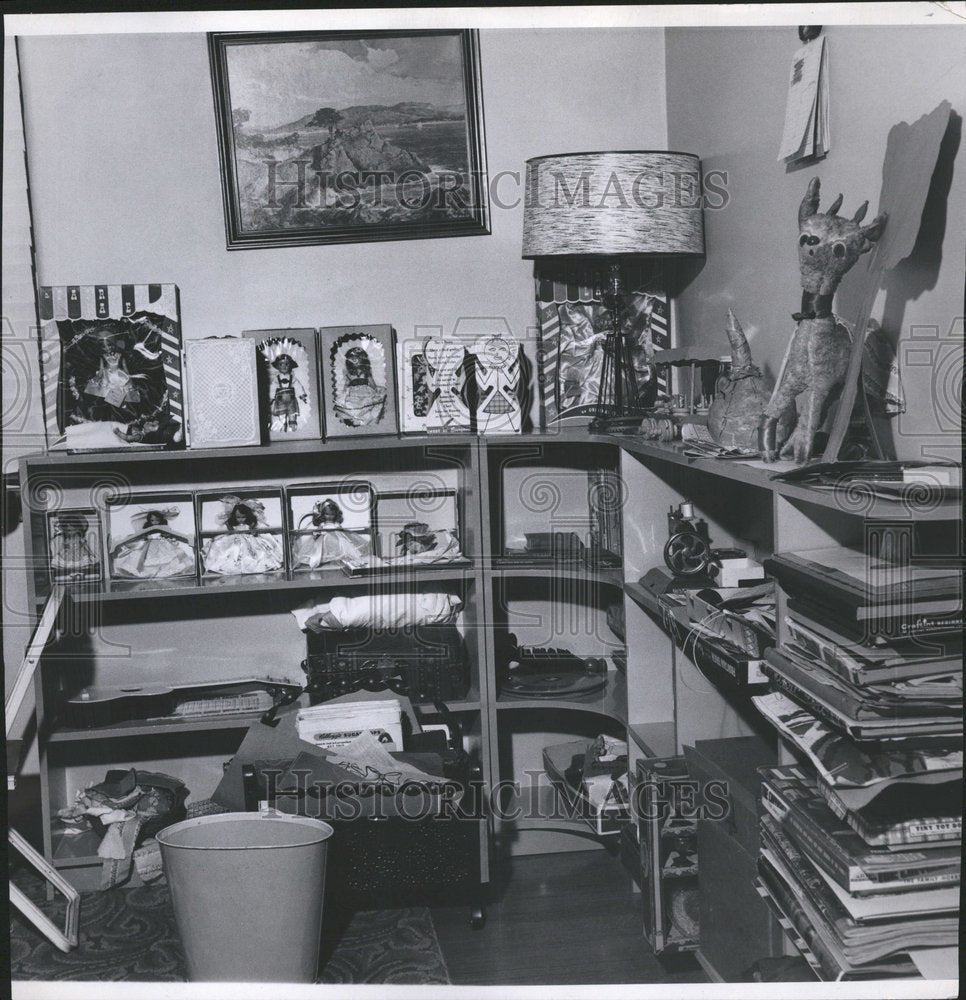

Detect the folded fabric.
[
  {"left": 292, "top": 591, "right": 462, "bottom": 631},
  {"left": 97, "top": 821, "right": 129, "bottom": 861}
]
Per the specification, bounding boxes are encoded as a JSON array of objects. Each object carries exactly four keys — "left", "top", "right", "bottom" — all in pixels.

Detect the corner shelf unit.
[{"left": 19, "top": 431, "right": 959, "bottom": 919}]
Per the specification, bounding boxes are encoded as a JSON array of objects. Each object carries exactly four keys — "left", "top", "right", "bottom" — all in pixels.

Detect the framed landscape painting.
[{"left": 208, "top": 29, "right": 489, "bottom": 249}]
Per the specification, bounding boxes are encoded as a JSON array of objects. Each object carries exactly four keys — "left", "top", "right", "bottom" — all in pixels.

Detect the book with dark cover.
[
  {"left": 765, "top": 548, "right": 963, "bottom": 605},
  {"left": 784, "top": 614, "right": 963, "bottom": 684},
  {"left": 689, "top": 631, "right": 769, "bottom": 689},
  {"left": 818, "top": 780, "right": 962, "bottom": 850},
  {"left": 785, "top": 594, "right": 964, "bottom": 644},
  {"left": 760, "top": 765, "right": 961, "bottom": 894}
]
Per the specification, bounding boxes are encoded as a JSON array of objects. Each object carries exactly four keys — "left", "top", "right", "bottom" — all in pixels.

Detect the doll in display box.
[
  {"left": 110, "top": 507, "right": 196, "bottom": 579},
  {"left": 47, "top": 510, "right": 101, "bottom": 582},
  {"left": 288, "top": 483, "right": 374, "bottom": 572},
  {"left": 202, "top": 496, "right": 285, "bottom": 575},
  {"left": 292, "top": 498, "right": 373, "bottom": 570}
]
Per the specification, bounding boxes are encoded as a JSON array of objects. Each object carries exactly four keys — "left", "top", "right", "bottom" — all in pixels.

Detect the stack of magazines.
[{"left": 751, "top": 543, "right": 962, "bottom": 980}]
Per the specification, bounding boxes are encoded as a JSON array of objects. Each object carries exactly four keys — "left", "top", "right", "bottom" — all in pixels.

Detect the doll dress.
[
  {"left": 203, "top": 530, "right": 284, "bottom": 574},
  {"left": 50, "top": 536, "right": 98, "bottom": 574},
  {"left": 113, "top": 531, "right": 195, "bottom": 578},
  {"left": 294, "top": 527, "right": 371, "bottom": 569}
]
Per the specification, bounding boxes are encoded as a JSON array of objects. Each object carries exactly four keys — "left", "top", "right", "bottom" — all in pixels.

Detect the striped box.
[
  {"left": 38, "top": 284, "right": 184, "bottom": 451},
  {"left": 535, "top": 263, "right": 670, "bottom": 427}
]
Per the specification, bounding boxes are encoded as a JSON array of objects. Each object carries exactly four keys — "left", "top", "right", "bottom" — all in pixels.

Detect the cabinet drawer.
[
  {"left": 684, "top": 735, "right": 775, "bottom": 857},
  {"left": 697, "top": 818, "right": 781, "bottom": 981}
]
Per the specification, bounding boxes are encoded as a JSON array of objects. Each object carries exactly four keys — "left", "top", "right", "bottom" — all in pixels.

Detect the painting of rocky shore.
[{"left": 209, "top": 31, "right": 489, "bottom": 247}]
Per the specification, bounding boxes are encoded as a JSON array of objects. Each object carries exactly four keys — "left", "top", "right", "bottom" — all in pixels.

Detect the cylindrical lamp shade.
[{"left": 522, "top": 151, "right": 705, "bottom": 258}]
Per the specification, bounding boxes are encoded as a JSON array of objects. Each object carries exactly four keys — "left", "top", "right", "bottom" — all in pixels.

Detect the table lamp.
[{"left": 522, "top": 151, "right": 705, "bottom": 431}]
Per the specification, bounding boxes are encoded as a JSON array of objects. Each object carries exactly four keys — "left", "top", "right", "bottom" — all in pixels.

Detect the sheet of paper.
[
  {"left": 908, "top": 947, "right": 959, "bottom": 980},
  {"left": 778, "top": 38, "right": 829, "bottom": 162},
  {"left": 328, "top": 729, "right": 437, "bottom": 786}
]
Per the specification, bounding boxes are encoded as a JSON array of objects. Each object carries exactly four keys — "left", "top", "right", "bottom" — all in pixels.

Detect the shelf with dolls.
[{"left": 19, "top": 434, "right": 492, "bottom": 891}]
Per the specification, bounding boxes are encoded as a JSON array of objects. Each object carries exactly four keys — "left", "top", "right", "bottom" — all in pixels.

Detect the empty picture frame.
[
  {"left": 197, "top": 488, "right": 286, "bottom": 577},
  {"left": 287, "top": 481, "right": 374, "bottom": 572},
  {"left": 45, "top": 508, "right": 102, "bottom": 584},
  {"left": 105, "top": 492, "right": 198, "bottom": 582},
  {"left": 243, "top": 327, "right": 322, "bottom": 442},
  {"left": 319, "top": 325, "right": 399, "bottom": 438}
]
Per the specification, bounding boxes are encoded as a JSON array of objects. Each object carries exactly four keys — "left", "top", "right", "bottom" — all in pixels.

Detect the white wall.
[{"left": 17, "top": 28, "right": 666, "bottom": 345}]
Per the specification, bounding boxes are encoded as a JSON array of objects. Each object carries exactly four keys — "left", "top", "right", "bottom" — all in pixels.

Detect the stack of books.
[{"left": 751, "top": 544, "right": 962, "bottom": 981}]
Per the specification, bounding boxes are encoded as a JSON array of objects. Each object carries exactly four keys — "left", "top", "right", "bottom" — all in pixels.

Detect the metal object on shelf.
[
  {"left": 498, "top": 632, "right": 608, "bottom": 698},
  {"left": 503, "top": 671, "right": 607, "bottom": 699},
  {"left": 663, "top": 502, "right": 714, "bottom": 577}
]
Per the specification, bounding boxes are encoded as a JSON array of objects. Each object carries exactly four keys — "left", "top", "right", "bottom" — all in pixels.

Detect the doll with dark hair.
[
  {"left": 70, "top": 325, "right": 149, "bottom": 424},
  {"left": 56, "top": 315, "right": 176, "bottom": 449},
  {"left": 111, "top": 508, "right": 195, "bottom": 578},
  {"left": 203, "top": 496, "right": 284, "bottom": 574},
  {"left": 394, "top": 520, "right": 460, "bottom": 561},
  {"left": 334, "top": 345, "right": 387, "bottom": 426},
  {"left": 292, "top": 497, "right": 371, "bottom": 570},
  {"left": 269, "top": 353, "right": 308, "bottom": 433},
  {"left": 49, "top": 511, "right": 100, "bottom": 579},
  {"left": 114, "top": 410, "right": 181, "bottom": 445}
]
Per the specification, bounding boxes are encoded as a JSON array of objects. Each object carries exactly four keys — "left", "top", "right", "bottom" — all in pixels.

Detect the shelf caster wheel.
[{"left": 470, "top": 904, "right": 486, "bottom": 929}]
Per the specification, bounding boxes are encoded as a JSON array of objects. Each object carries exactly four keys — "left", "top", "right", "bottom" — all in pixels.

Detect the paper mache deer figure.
[{"left": 758, "top": 177, "right": 886, "bottom": 463}]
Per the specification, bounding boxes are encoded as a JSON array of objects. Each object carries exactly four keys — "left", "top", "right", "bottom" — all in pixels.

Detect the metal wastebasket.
[{"left": 157, "top": 811, "right": 333, "bottom": 982}]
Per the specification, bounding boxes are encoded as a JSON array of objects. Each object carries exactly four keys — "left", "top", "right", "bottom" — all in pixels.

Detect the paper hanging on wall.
[{"left": 777, "top": 36, "right": 830, "bottom": 163}]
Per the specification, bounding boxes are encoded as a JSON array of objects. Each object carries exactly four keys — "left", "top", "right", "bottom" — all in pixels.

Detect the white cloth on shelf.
[{"left": 291, "top": 591, "right": 462, "bottom": 631}]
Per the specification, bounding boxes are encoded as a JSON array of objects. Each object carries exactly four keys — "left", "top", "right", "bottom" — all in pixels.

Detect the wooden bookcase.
[
  {"left": 20, "top": 435, "right": 488, "bottom": 891},
  {"left": 18, "top": 431, "right": 960, "bottom": 949}
]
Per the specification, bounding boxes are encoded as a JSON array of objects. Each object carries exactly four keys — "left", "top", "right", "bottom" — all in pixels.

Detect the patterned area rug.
[{"left": 9, "top": 881, "right": 451, "bottom": 984}]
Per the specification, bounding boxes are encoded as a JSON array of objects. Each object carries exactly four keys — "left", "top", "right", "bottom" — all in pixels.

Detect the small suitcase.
[{"left": 302, "top": 623, "right": 470, "bottom": 704}]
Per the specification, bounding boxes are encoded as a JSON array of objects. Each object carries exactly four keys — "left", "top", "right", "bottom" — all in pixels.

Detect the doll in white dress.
[
  {"left": 112, "top": 508, "right": 196, "bottom": 579},
  {"left": 292, "top": 498, "right": 371, "bottom": 570},
  {"left": 203, "top": 496, "right": 284, "bottom": 575}
]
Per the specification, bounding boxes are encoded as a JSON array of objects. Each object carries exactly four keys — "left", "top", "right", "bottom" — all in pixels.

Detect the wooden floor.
[{"left": 431, "top": 851, "right": 709, "bottom": 986}]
